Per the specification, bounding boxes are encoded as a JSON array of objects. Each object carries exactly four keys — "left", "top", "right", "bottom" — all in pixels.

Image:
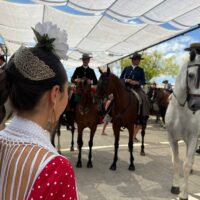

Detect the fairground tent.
[{"left": 0, "top": 0, "right": 200, "bottom": 67}]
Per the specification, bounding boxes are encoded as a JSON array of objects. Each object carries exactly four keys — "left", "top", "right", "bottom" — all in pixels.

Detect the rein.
[{"left": 172, "top": 92, "right": 187, "bottom": 107}]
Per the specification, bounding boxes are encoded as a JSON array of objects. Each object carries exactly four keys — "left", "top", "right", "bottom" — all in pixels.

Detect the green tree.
[{"left": 120, "top": 51, "right": 179, "bottom": 83}]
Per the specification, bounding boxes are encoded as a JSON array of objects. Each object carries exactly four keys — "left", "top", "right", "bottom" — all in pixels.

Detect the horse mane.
[{"left": 173, "top": 63, "right": 188, "bottom": 106}]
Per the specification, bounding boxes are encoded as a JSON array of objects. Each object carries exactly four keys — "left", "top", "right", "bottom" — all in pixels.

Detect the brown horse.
[
  {"left": 149, "top": 88, "right": 171, "bottom": 126},
  {"left": 97, "top": 67, "right": 147, "bottom": 171},
  {"left": 75, "top": 77, "right": 99, "bottom": 168}
]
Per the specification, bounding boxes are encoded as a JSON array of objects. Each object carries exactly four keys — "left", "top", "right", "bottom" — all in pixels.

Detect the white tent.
[{"left": 0, "top": 0, "right": 200, "bottom": 67}]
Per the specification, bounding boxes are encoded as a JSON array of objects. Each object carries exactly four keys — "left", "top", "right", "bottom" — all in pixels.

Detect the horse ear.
[
  {"left": 107, "top": 66, "right": 110, "bottom": 74},
  {"left": 98, "top": 67, "right": 103, "bottom": 74}
]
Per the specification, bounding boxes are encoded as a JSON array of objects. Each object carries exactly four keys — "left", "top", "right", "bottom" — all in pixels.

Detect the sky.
[{"left": 2, "top": 0, "right": 200, "bottom": 84}]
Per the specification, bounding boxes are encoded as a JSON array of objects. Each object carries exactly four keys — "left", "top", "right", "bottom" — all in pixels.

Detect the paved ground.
[{"left": 55, "top": 116, "right": 200, "bottom": 200}]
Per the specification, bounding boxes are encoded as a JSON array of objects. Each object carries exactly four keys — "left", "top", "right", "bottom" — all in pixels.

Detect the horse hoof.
[
  {"left": 140, "top": 151, "right": 145, "bottom": 156},
  {"left": 171, "top": 186, "right": 180, "bottom": 194},
  {"left": 190, "top": 169, "right": 193, "bottom": 174},
  {"left": 179, "top": 198, "right": 188, "bottom": 200},
  {"left": 87, "top": 162, "right": 93, "bottom": 168},
  {"left": 110, "top": 164, "right": 116, "bottom": 171},
  {"left": 128, "top": 164, "right": 135, "bottom": 171},
  {"left": 76, "top": 161, "right": 82, "bottom": 168},
  {"left": 58, "top": 150, "right": 62, "bottom": 155},
  {"left": 70, "top": 147, "right": 74, "bottom": 151}
]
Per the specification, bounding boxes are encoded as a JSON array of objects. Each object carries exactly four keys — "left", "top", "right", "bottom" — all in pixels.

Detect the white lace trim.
[{"left": 0, "top": 115, "right": 58, "bottom": 154}]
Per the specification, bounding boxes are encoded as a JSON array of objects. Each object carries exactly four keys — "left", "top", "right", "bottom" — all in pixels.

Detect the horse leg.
[
  {"left": 70, "top": 125, "right": 75, "bottom": 151},
  {"left": 128, "top": 125, "right": 135, "bottom": 171},
  {"left": 140, "top": 124, "right": 146, "bottom": 156},
  {"left": 160, "top": 106, "right": 166, "bottom": 128},
  {"left": 76, "top": 127, "right": 83, "bottom": 168},
  {"left": 110, "top": 125, "right": 120, "bottom": 171},
  {"left": 170, "top": 140, "right": 180, "bottom": 195},
  {"left": 87, "top": 126, "right": 96, "bottom": 168},
  {"left": 179, "top": 139, "right": 198, "bottom": 200},
  {"left": 57, "top": 123, "right": 61, "bottom": 154}
]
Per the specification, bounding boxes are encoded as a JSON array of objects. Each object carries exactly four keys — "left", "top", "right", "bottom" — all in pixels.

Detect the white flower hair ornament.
[{"left": 32, "top": 21, "right": 68, "bottom": 60}]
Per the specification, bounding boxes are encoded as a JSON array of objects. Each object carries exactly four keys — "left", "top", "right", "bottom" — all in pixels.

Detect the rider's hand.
[
  {"left": 131, "top": 80, "right": 139, "bottom": 85},
  {"left": 125, "top": 79, "right": 139, "bottom": 85},
  {"left": 75, "top": 78, "right": 81, "bottom": 83},
  {"left": 87, "top": 79, "right": 92, "bottom": 84}
]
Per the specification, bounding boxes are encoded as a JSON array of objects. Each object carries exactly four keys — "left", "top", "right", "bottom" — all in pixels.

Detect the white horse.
[{"left": 165, "top": 50, "right": 200, "bottom": 200}]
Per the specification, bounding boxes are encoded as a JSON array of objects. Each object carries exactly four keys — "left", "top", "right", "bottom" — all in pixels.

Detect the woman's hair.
[{"left": 0, "top": 47, "right": 68, "bottom": 116}]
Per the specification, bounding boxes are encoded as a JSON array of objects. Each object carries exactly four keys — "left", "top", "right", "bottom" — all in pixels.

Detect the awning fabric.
[{"left": 0, "top": 0, "right": 199, "bottom": 67}]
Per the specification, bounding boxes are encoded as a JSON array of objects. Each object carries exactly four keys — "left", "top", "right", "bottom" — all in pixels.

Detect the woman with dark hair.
[{"left": 0, "top": 22, "right": 78, "bottom": 199}]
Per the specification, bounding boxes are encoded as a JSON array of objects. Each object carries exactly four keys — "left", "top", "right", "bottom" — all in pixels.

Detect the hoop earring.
[{"left": 47, "top": 107, "right": 57, "bottom": 133}]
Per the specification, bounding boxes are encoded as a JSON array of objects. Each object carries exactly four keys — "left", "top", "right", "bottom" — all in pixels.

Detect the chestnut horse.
[
  {"left": 75, "top": 77, "right": 99, "bottom": 168},
  {"left": 97, "top": 67, "right": 147, "bottom": 171},
  {"left": 148, "top": 88, "right": 171, "bottom": 126}
]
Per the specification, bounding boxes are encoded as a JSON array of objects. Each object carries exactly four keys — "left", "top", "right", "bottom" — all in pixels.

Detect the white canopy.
[{"left": 0, "top": 0, "right": 200, "bottom": 67}]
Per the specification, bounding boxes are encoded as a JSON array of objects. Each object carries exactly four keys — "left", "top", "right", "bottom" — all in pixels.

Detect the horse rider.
[
  {"left": 147, "top": 81, "right": 157, "bottom": 103},
  {"left": 120, "top": 52, "right": 150, "bottom": 141},
  {"left": 185, "top": 43, "right": 200, "bottom": 154},
  {"left": 70, "top": 53, "right": 98, "bottom": 109},
  {"left": 162, "top": 80, "right": 173, "bottom": 93},
  {"left": 71, "top": 53, "right": 97, "bottom": 85},
  {"left": 0, "top": 54, "right": 6, "bottom": 69}
]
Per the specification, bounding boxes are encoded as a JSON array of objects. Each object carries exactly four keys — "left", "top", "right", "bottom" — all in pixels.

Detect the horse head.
[
  {"left": 173, "top": 49, "right": 200, "bottom": 112},
  {"left": 186, "top": 48, "right": 200, "bottom": 111},
  {"left": 97, "top": 67, "right": 112, "bottom": 98}
]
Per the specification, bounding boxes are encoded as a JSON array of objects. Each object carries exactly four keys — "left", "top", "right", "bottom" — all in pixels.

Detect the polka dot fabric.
[{"left": 27, "top": 156, "right": 78, "bottom": 200}]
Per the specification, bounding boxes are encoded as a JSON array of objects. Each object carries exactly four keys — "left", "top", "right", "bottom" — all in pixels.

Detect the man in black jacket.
[
  {"left": 71, "top": 53, "right": 97, "bottom": 85},
  {"left": 120, "top": 52, "right": 149, "bottom": 141},
  {"left": 69, "top": 53, "right": 98, "bottom": 110}
]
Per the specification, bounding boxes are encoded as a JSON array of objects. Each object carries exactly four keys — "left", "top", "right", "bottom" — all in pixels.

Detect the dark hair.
[{"left": 0, "top": 47, "right": 67, "bottom": 115}]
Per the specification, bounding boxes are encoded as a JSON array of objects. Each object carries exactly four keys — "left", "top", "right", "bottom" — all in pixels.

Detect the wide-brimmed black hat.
[
  {"left": 0, "top": 54, "right": 5, "bottom": 62},
  {"left": 129, "top": 52, "right": 143, "bottom": 60},
  {"left": 184, "top": 43, "right": 200, "bottom": 51},
  {"left": 162, "top": 80, "right": 168, "bottom": 84},
  {"left": 81, "top": 53, "right": 92, "bottom": 59}
]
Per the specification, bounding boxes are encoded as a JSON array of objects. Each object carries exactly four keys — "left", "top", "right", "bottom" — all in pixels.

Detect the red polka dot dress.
[{"left": 27, "top": 156, "right": 78, "bottom": 200}]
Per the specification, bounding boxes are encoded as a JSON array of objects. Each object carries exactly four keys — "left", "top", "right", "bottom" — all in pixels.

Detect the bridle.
[
  {"left": 173, "top": 62, "right": 200, "bottom": 107},
  {"left": 98, "top": 73, "right": 132, "bottom": 120}
]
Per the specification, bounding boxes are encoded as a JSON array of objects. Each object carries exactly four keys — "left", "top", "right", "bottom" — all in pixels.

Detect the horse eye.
[
  {"left": 188, "top": 73, "right": 194, "bottom": 79},
  {"left": 196, "top": 48, "right": 200, "bottom": 54}
]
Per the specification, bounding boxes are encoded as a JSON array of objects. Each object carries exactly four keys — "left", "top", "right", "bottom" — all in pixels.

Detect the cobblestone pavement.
[{"left": 57, "top": 117, "right": 200, "bottom": 200}]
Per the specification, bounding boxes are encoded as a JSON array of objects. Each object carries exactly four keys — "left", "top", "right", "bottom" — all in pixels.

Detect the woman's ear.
[{"left": 50, "top": 85, "right": 60, "bottom": 104}]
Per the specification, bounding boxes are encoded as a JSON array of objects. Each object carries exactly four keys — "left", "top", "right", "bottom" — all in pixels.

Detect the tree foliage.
[{"left": 120, "top": 51, "right": 179, "bottom": 83}]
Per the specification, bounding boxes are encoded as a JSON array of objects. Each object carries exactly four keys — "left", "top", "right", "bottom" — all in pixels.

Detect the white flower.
[{"left": 34, "top": 21, "right": 68, "bottom": 60}]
